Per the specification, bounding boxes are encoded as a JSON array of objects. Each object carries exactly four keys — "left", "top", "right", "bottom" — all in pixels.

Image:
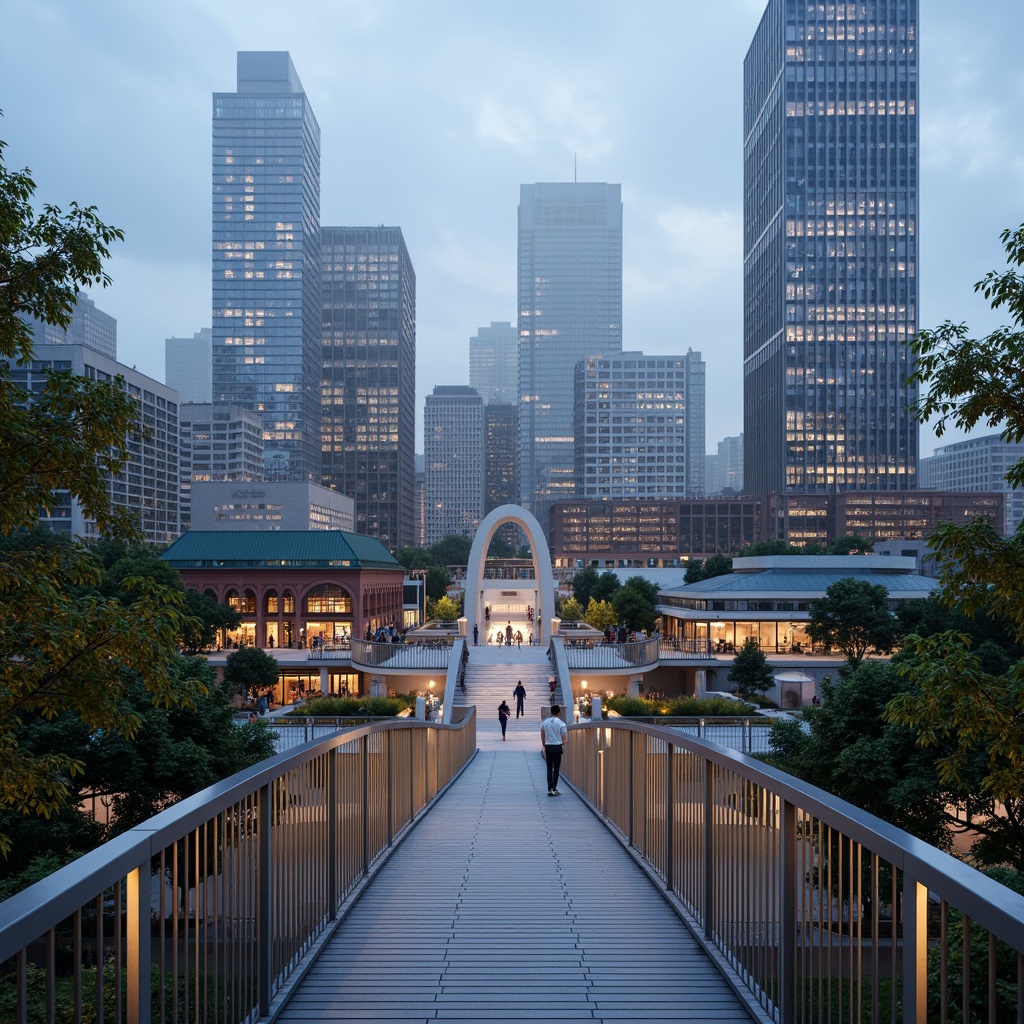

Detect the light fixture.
[
  {"left": 428, "top": 679, "right": 435, "bottom": 689},
  {"left": 581, "top": 680, "right": 588, "bottom": 690}
]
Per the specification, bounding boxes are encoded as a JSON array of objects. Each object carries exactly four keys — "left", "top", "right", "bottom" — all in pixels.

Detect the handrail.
[
  {"left": 350, "top": 637, "right": 453, "bottom": 669},
  {"left": 562, "top": 718, "right": 1024, "bottom": 1023},
  {"left": 562, "top": 636, "right": 660, "bottom": 670},
  {"left": 0, "top": 711, "right": 477, "bottom": 1024}
]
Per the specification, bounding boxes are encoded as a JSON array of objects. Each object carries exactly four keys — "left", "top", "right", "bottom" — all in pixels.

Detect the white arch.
[{"left": 463, "top": 505, "right": 557, "bottom": 644}]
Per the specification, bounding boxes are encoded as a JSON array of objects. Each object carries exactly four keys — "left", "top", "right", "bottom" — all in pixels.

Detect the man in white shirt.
[{"left": 540, "top": 704, "right": 568, "bottom": 796}]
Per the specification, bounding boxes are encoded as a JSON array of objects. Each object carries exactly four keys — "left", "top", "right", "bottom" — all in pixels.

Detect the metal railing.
[
  {"left": 306, "top": 640, "right": 351, "bottom": 661},
  {"left": 561, "top": 636, "right": 660, "bottom": 670},
  {"left": 0, "top": 711, "right": 476, "bottom": 1024},
  {"left": 349, "top": 638, "right": 453, "bottom": 670},
  {"left": 658, "top": 637, "right": 712, "bottom": 658},
  {"left": 562, "top": 719, "right": 1024, "bottom": 1024}
]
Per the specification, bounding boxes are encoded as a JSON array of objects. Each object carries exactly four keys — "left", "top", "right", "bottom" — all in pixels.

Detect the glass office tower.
[
  {"left": 517, "top": 182, "right": 622, "bottom": 524},
  {"left": 212, "top": 51, "right": 322, "bottom": 481},
  {"left": 321, "top": 227, "right": 416, "bottom": 551},
  {"left": 743, "top": 1, "right": 918, "bottom": 497}
]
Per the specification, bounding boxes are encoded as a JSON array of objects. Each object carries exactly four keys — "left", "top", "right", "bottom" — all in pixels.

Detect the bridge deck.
[{"left": 278, "top": 699, "right": 752, "bottom": 1023}]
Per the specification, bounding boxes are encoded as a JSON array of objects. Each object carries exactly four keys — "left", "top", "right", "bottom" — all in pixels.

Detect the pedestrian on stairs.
[
  {"left": 513, "top": 680, "right": 526, "bottom": 718},
  {"left": 498, "top": 700, "right": 511, "bottom": 740}
]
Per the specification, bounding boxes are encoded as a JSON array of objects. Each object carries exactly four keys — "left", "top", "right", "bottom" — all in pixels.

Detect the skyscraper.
[
  {"left": 212, "top": 51, "right": 322, "bottom": 481},
  {"left": 19, "top": 291, "right": 116, "bottom": 360},
  {"left": 517, "top": 182, "right": 623, "bottom": 522},
  {"left": 469, "top": 321, "right": 518, "bottom": 404},
  {"left": 166, "top": 329, "right": 213, "bottom": 404},
  {"left": 485, "top": 402, "right": 519, "bottom": 514},
  {"left": 743, "top": 1, "right": 918, "bottom": 497},
  {"left": 321, "top": 226, "right": 416, "bottom": 551},
  {"left": 424, "top": 386, "right": 485, "bottom": 545},
  {"left": 573, "top": 351, "right": 705, "bottom": 499}
]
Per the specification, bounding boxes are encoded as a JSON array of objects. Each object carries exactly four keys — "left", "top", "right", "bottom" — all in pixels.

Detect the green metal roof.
[{"left": 160, "top": 531, "right": 401, "bottom": 571}]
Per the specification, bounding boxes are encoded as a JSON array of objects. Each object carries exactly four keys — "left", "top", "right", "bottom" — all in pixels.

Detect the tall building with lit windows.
[
  {"left": 321, "top": 227, "right": 416, "bottom": 552},
  {"left": 212, "top": 51, "right": 322, "bottom": 481},
  {"left": 743, "top": 1, "right": 918, "bottom": 497},
  {"left": 517, "top": 182, "right": 622, "bottom": 524}
]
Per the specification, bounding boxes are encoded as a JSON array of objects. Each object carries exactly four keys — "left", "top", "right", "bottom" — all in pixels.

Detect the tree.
[
  {"left": 180, "top": 588, "right": 241, "bottom": 654},
  {"left": 806, "top": 576, "right": 899, "bottom": 668},
  {"left": 570, "top": 566, "right": 599, "bottom": 607},
  {"left": 429, "top": 534, "right": 473, "bottom": 567},
  {"left": 559, "top": 596, "right": 584, "bottom": 621},
  {"left": 703, "top": 553, "right": 733, "bottom": 578},
  {"left": 826, "top": 534, "right": 874, "bottom": 555},
  {"left": 584, "top": 597, "right": 617, "bottom": 632},
  {"left": 885, "top": 221, "right": 1024, "bottom": 869},
  {"left": 727, "top": 638, "right": 775, "bottom": 699},
  {"left": 683, "top": 559, "right": 706, "bottom": 584},
  {"left": 222, "top": 646, "right": 279, "bottom": 701},
  {"left": 429, "top": 595, "right": 462, "bottom": 622},
  {"left": 612, "top": 575, "right": 659, "bottom": 632}
]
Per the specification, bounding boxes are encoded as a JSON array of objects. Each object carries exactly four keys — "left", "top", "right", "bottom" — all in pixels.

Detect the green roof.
[{"left": 160, "top": 531, "right": 401, "bottom": 571}]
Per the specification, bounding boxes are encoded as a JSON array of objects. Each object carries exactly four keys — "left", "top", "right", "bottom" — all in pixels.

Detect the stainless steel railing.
[
  {"left": 349, "top": 638, "right": 454, "bottom": 670},
  {"left": 562, "top": 719, "right": 1024, "bottom": 1023},
  {"left": 0, "top": 711, "right": 476, "bottom": 1024},
  {"left": 561, "top": 636, "right": 660, "bottom": 670}
]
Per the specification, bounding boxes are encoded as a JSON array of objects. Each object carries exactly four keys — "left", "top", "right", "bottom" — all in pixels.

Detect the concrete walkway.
[{"left": 277, "top": 733, "right": 752, "bottom": 1022}]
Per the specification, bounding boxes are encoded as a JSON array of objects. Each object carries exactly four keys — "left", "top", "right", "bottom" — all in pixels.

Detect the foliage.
[
  {"left": 738, "top": 540, "right": 790, "bottom": 557},
  {"left": 294, "top": 696, "right": 406, "bottom": 717},
  {"left": 685, "top": 553, "right": 734, "bottom": 584},
  {"left": 806, "top": 576, "right": 899, "bottom": 668},
  {"left": 727, "top": 637, "right": 776, "bottom": 699},
  {"left": 887, "top": 632, "right": 1024, "bottom": 869},
  {"left": 764, "top": 662, "right": 951, "bottom": 850},
  {"left": 180, "top": 587, "right": 241, "bottom": 653},
  {"left": 605, "top": 695, "right": 654, "bottom": 717},
  {"left": 429, "top": 534, "right": 473, "bottom": 567},
  {"left": 666, "top": 695, "right": 756, "bottom": 716},
  {"left": 590, "top": 570, "right": 621, "bottom": 603},
  {"left": 222, "top": 646, "right": 279, "bottom": 698},
  {"left": 611, "top": 575, "right": 659, "bottom": 632},
  {"left": 429, "top": 594, "right": 462, "bottom": 621},
  {"left": 559, "top": 596, "right": 584, "bottom": 621},
  {"left": 583, "top": 597, "right": 617, "bottom": 631},
  {"left": 826, "top": 534, "right": 874, "bottom": 555},
  {"left": 570, "top": 565, "right": 598, "bottom": 606}
]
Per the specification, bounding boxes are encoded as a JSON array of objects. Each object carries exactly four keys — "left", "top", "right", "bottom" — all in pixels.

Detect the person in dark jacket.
[
  {"left": 498, "top": 700, "right": 511, "bottom": 740},
  {"left": 513, "top": 680, "right": 526, "bottom": 718}
]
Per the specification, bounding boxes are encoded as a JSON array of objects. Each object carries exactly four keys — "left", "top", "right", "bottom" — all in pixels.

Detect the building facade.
[
  {"left": 321, "top": 226, "right": 416, "bottom": 552},
  {"left": 178, "top": 402, "right": 264, "bottom": 529},
  {"left": 920, "top": 434, "right": 1024, "bottom": 536},
  {"left": 469, "top": 321, "right": 518, "bottom": 404},
  {"left": 212, "top": 51, "right": 322, "bottom": 481},
  {"left": 743, "top": 1, "right": 919, "bottom": 496},
  {"left": 574, "top": 350, "right": 705, "bottom": 500},
  {"left": 485, "top": 402, "right": 519, "bottom": 515},
  {"left": 165, "top": 329, "right": 213, "bottom": 404},
  {"left": 7, "top": 345, "right": 179, "bottom": 543},
  {"left": 19, "top": 291, "right": 117, "bottom": 360},
  {"left": 706, "top": 434, "right": 745, "bottom": 497},
  {"left": 518, "top": 182, "right": 623, "bottom": 522},
  {"left": 189, "top": 480, "right": 354, "bottom": 532},
  {"left": 424, "top": 386, "right": 485, "bottom": 545}
]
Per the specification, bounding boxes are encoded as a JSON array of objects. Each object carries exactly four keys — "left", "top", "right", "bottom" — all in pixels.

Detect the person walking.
[
  {"left": 498, "top": 699, "right": 511, "bottom": 740},
  {"left": 541, "top": 704, "right": 567, "bottom": 796},
  {"left": 505, "top": 622, "right": 513, "bottom": 646},
  {"left": 473, "top": 623, "right": 479, "bottom": 646},
  {"left": 513, "top": 680, "right": 526, "bottom": 718}
]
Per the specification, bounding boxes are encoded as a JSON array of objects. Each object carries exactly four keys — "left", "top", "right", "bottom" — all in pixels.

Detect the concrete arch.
[{"left": 463, "top": 504, "right": 557, "bottom": 644}]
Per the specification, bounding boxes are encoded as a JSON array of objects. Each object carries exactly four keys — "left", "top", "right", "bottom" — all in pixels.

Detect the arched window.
[
  {"left": 282, "top": 590, "right": 295, "bottom": 615},
  {"left": 241, "top": 589, "right": 256, "bottom": 615},
  {"left": 304, "top": 585, "right": 352, "bottom": 615},
  {"left": 225, "top": 588, "right": 241, "bottom": 612},
  {"left": 265, "top": 589, "right": 279, "bottom": 615},
  {"left": 204, "top": 589, "right": 218, "bottom": 601}
]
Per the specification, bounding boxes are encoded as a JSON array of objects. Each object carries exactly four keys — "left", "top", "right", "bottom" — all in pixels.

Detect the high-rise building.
[
  {"left": 743, "top": 1, "right": 918, "bottom": 497},
  {"left": 166, "top": 329, "right": 213, "bottom": 404},
  {"left": 485, "top": 402, "right": 519, "bottom": 513},
  {"left": 517, "top": 182, "right": 623, "bottom": 521},
  {"left": 18, "top": 291, "right": 117, "bottom": 360},
  {"left": 469, "top": 322, "right": 518, "bottom": 404},
  {"left": 573, "top": 351, "right": 705, "bottom": 500},
  {"left": 321, "top": 226, "right": 416, "bottom": 551},
  {"left": 424, "top": 386, "right": 485, "bottom": 545},
  {"left": 5, "top": 345, "right": 178, "bottom": 543},
  {"left": 706, "top": 434, "right": 745, "bottom": 497},
  {"left": 212, "top": 51, "right": 322, "bottom": 481},
  {"left": 178, "top": 402, "right": 264, "bottom": 528},
  {"left": 920, "top": 434, "right": 1024, "bottom": 536}
]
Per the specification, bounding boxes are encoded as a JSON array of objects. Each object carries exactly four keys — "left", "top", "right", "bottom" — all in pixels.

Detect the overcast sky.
[{"left": 2, "top": 0, "right": 1023, "bottom": 457}]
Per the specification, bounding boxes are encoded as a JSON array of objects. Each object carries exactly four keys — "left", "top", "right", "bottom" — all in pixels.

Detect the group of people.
[{"left": 366, "top": 623, "right": 401, "bottom": 644}]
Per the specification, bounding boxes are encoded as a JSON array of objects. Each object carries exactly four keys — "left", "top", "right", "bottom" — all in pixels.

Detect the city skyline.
[{"left": 1, "top": 1, "right": 1022, "bottom": 456}]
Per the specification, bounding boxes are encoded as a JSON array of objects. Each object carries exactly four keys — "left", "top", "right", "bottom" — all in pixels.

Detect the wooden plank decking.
[{"left": 277, "top": 708, "right": 753, "bottom": 1023}]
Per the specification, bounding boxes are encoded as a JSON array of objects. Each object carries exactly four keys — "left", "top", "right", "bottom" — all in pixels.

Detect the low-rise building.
[{"left": 189, "top": 481, "right": 354, "bottom": 532}]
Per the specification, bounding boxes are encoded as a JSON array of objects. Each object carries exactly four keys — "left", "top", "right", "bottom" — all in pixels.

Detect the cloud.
[
  {"left": 922, "top": 106, "right": 1001, "bottom": 175},
  {"left": 426, "top": 231, "right": 515, "bottom": 296}
]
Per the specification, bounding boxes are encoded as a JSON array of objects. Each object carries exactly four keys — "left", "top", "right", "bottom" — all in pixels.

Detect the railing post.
[
  {"left": 387, "top": 729, "right": 394, "bottom": 846},
  {"left": 258, "top": 782, "right": 272, "bottom": 1016},
  {"left": 903, "top": 878, "right": 928, "bottom": 1023},
  {"left": 779, "top": 799, "right": 797, "bottom": 1024},
  {"left": 665, "top": 742, "right": 674, "bottom": 893},
  {"left": 126, "top": 864, "right": 151, "bottom": 1024},
  {"left": 361, "top": 735, "right": 370, "bottom": 876},
  {"left": 327, "top": 746, "right": 338, "bottom": 920},
  {"left": 704, "top": 761, "right": 715, "bottom": 941},
  {"left": 628, "top": 729, "right": 635, "bottom": 848}
]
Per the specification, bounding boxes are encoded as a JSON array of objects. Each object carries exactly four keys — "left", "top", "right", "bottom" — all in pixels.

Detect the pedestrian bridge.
[{"left": 3, "top": 701, "right": 1024, "bottom": 1023}]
